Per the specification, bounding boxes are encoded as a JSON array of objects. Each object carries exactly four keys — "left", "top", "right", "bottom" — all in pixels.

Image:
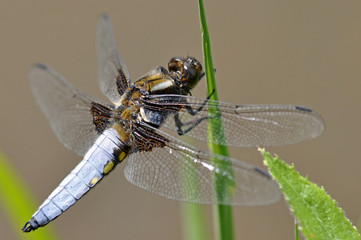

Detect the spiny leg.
[{"left": 175, "top": 89, "right": 219, "bottom": 135}]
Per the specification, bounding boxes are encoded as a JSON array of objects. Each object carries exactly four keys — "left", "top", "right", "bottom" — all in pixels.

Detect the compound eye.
[
  {"left": 168, "top": 57, "right": 185, "bottom": 72},
  {"left": 187, "top": 57, "right": 203, "bottom": 73},
  {"left": 183, "top": 57, "right": 203, "bottom": 90},
  {"left": 193, "top": 61, "right": 202, "bottom": 73}
]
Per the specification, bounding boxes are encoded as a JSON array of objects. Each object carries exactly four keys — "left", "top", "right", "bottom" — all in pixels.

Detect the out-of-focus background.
[{"left": 1, "top": 0, "right": 360, "bottom": 239}]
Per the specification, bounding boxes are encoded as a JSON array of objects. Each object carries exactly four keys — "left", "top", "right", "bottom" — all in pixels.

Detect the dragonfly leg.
[
  {"left": 174, "top": 113, "right": 211, "bottom": 135},
  {"left": 174, "top": 90, "right": 218, "bottom": 136},
  {"left": 184, "top": 89, "right": 215, "bottom": 115}
]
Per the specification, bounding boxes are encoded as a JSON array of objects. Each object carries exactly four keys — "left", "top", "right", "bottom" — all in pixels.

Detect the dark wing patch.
[
  {"left": 90, "top": 102, "right": 114, "bottom": 133},
  {"left": 131, "top": 124, "right": 167, "bottom": 152},
  {"left": 97, "top": 13, "right": 131, "bottom": 103},
  {"left": 115, "top": 69, "right": 129, "bottom": 96}
]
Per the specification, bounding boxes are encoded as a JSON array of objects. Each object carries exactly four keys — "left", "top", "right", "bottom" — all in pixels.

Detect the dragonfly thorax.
[{"left": 133, "top": 57, "right": 204, "bottom": 96}]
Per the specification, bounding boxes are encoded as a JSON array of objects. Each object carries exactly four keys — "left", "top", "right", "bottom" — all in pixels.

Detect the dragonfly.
[{"left": 22, "top": 13, "right": 325, "bottom": 232}]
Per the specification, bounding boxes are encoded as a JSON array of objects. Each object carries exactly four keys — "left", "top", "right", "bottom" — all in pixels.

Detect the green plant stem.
[
  {"left": 181, "top": 203, "right": 208, "bottom": 240},
  {"left": 198, "top": 1, "right": 234, "bottom": 240},
  {"left": 294, "top": 221, "right": 299, "bottom": 240}
]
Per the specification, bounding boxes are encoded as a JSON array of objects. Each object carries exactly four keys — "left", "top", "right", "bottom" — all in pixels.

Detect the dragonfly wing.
[
  {"left": 28, "top": 63, "right": 113, "bottom": 156},
  {"left": 97, "top": 13, "right": 131, "bottom": 103},
  {"left": 140, "top": 95, "right": 325, "bottom": 147},
  {"left": 124, "top": 123, "right": 280, "bottom": 205}
]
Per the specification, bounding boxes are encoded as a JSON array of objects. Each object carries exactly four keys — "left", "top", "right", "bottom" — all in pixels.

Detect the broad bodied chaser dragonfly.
[{"left": 22, "top": 14, "right": 324, "bottom": 232}]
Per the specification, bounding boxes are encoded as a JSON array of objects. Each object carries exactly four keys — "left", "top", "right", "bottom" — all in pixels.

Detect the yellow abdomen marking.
[
  {"left": 118, "top": 151, "right": 127, "bottom": 162},
  {"left": 90, "top": 177, "right": 99, "bottom": 186},
  {"left": 103, "top": 161, "right": 115, "bottom": 175}
]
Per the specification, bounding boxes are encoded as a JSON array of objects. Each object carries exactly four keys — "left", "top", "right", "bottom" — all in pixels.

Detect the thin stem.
[{"left": 198, "top": 1, "right": 234, "bottom": 240}]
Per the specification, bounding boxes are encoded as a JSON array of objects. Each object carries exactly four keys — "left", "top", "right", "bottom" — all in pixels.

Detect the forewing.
[
  {"left": 124, "top": 123, "right": 280, "bottom": 205},
  {"left": 97, "top": 13, "right": 131, "bottom": 103},
  {"left": 140, "top": 95, "right": 325, "bottom": 147},
  {"left": 28, "top": 63, "right": 113, "bottom": 156}
]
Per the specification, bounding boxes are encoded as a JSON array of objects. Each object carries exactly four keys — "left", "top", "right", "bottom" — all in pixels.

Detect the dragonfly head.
[{"left": 168, "top": 56, "right": 204, "bottom": 93}]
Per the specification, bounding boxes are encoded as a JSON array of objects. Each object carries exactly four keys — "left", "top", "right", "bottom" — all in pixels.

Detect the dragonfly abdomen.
[{"left": 22, "top": 129, "right": 128, "bottom": 232}]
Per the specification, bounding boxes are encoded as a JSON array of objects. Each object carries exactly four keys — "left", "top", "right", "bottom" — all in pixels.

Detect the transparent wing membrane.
[
  {"left": 97, "top": 13, "right": 131, "bottom": 103},
  {"left": 124, "top": 123, "right": 281, "bottom": 205},
  {"left": 28, "top": 63, "right": 112, "bottom": 156},
  {"left": 141, "top": 95, "right": 325, "bottom": 147}
]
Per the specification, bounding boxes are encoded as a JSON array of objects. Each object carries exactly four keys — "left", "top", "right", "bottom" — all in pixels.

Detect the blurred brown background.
[{"left": 1, "top": 0, "right": 361, "bottom": 239}]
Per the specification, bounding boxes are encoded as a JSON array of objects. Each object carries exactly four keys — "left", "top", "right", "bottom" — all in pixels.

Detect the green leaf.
[
  {"left": 0, "top": 150, "right": 58, "bottom": 240},
  {"left": 260, "top": 148, "right": 361, "bottom": 240},
  {"left": 198, "top": 1, "right": 234, "bottom": 240}
]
